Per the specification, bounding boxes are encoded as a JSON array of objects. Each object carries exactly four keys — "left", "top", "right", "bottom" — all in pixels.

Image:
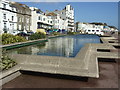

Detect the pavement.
[{"left": 2, "top": 57, "right": 119, "bottom": 88}]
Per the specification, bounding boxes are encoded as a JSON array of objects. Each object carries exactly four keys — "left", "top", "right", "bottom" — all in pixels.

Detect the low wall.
[
  {"left": 0, "top": 65, "right": 21, "bottom": 86},
  {"left": 2, "top": 39, "right": 48, "bottom": 50},
  {"left": 1, "top": 35, "right": 67, "bottom": 50}
]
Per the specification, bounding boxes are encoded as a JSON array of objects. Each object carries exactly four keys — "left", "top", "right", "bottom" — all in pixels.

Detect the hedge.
[{"left": 1, "top": 33, "right": 27, "bottom": 45}]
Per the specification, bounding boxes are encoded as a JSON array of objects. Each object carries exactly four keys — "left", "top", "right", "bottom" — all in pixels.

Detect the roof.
[
  {"left": 46, "top": 12, "right": 57, "bottom": 16},
  {"left": 10, "top": 2, "right": 29, "bottom": 9}
]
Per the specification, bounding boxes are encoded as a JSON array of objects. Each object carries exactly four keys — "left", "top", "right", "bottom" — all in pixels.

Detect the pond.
[{"left": 7, "top": 34, "right": 100, "bottom": 57}]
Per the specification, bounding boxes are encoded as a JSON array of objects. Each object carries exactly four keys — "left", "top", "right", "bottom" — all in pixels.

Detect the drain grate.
[
  {"left": 113, "top": 46, "right": 120, "bottom": 49},
  {"left": 97, "top": 49, "right": 110, "bottom": 52},
  {"left": 98, "top": 58, "right": 116, "bottom": 62},
  {"left": 108, "top": 41, "right": 115, "bottom": 43}
]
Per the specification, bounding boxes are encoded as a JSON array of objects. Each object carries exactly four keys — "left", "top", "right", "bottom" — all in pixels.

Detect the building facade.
[
  {"left": 0, "top": 0, "right": 17, "bottom": 34},
  {"left": 46, "top": 12, "right": 67, "bottom": 31},
  {"left": 46, "top": 4, "right": 75, "bottom": 32},
  {"left": 30, "top": 7, "right": 53, "bottom": 33},
  {"left": 0, "top": 0, "right": 31, "bottom": 35},
  {"left": 0, "top": 2, "right": 75, "bottom": 34},
  {"left": 11, "top": 2, "right": 31, "bottom": 33},
  {"left": 76, "top": 22, "right": 104, "bottom": 35}
]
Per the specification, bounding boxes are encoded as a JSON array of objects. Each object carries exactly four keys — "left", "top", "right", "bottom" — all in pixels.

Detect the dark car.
[{"left": 17, "top": 32, "right": 28, "bottom": 36}]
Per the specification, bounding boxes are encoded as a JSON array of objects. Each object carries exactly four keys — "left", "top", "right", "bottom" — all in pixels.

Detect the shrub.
[
  {"left": 29, "top": 32, "right": 46, "bottom": 40},
  {"left": 52, "top": 32, "right": 61, "bottom": 36},
  {"left": 1, "top": 33, "right": 27, "bottom": 45},
  {"left": 67, "top": 31, "right": 75, "bottom": 35},
  {"left": 2, "top": 33, "right": 13, "bottom": 40},
  {"left": 74, "top": 32, "right": 80, "bottom": 34},
  {"left": 0, "top": 49, "right": 17, "bottom": 71},
  {"left": 67, "top": 31, "right": 80, "bottom": 35}
]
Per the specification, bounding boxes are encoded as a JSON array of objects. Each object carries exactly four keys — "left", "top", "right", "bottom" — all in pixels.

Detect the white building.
[
  {"left": 103, "top": 26, "right": 118, "bottom": 32},
  {"left": 85, "top": 28, "right": 104, "bottom": 35},
  {"left": 76, "top": 22, "right": 104, "bottom": 35},
  {"left": 30, "top": 7, "right": 53, "bottom": 33},
  {"left": 0, "top": 0, "right": 17, "bottom": 35},
  {"left": 46, "top": 12, "right": 67, "bottom": 31},
  {"left": 46, "top": 4, "right": 75, "bottom": 32}
]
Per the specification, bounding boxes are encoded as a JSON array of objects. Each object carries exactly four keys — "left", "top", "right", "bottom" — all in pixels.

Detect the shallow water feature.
[{"left": 8, "top": 34, "right": 100, "bottom": 57}]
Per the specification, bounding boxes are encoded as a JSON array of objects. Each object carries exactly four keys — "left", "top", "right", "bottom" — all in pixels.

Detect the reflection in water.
[{"left": 8, "top": 35, "right": 100, "bottom": 57}]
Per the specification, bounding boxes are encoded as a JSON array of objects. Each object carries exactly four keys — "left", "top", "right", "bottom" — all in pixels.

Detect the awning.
[
  {"left": 53, "top": 29, "right": 58, "bottom": 32},
  {"left": 46, "top": 29, "right": 53, "bottom": 32}
]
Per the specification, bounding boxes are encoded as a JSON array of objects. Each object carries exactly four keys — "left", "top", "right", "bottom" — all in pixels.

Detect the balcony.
[
  {"left": 68, "top": 24, "right": 74, "bottom": 27},
  {"left": 68, "top": 17, "right": 74, "bottom": 20},
  {"left": 68, "top": 21, "right": 74, "bottom": 23},
  {"left": 37, "top": 22, "right": 53, "bottom": 30}
]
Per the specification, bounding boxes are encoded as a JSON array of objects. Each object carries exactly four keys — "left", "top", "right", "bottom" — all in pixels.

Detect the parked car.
[
  {"left": 27, "top": 32, "right": 34, "bottom": 35},
  {"left": 17, "top": 32, "right": 28, "bottom": 36}
]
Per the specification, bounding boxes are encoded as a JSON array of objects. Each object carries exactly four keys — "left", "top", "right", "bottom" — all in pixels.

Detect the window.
[
  {"left": 3, "top": 14, "right": 6, "bottom": 19},
  {"left": 92, "top": 30, "right": 95, "bottom": 32},
  {"left": 70, "top": 6, "right": 73, "bottom": 10},
  {"left": 38, "top": 16, "right": 41, "bottom": 20},
  {"left": 12, "top": 24, "right": 14, "bottom": 29},
  {"left": 18, "top": 17, "right": 21, "bottom": 22},
  {"left": 43, "top": 18, "right": 45, "bottom": 21},
  {"left": 12, "top": 16, "right": 14, "bottom": 21},
  {"left": 65, "top": 7, "right": 66, "bottom": 10},
  {"left": 88, "top": 30, "right": 91, "bottom": 32},
  {"left": 96, "top": 30, "right": 99, "bottom": 32},
  {"left": 48, "top": 20, "right": 49, "bottom": 23},
  {"left": 12, "top": 7, "right": 14, "bottom": 11},
  {"left": 50, "top": 21, "right": 52, "bottom": 23},
  {"left": 36, "top": 11, "right": 40, "bottom": 14},
  {"left": 18, "top": 25, "right": 21, "bottom": 30},
  {"left": 4, "top": 22, "right": 6, "bottom": 29},
  {"left": 3, "top": 4, "right": 6, "bottom": 9}
]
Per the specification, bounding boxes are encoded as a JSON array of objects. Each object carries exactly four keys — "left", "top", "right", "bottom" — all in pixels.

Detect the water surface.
[{"left": 8, "top": 34, "right": 100, "bottom": 57}]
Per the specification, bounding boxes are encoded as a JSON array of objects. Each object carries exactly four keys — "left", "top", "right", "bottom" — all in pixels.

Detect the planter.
[{"left": 0, "top": 65, "right": 21, "bottom": 86}]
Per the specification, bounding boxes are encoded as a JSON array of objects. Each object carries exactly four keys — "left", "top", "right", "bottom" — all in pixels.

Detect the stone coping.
[
  {"left": 8, "top": 43, "right": 99, "bottom": 78},
  {"left": 100, "top": 37, "right": 120, "bottom": 47},
  {"left": 0, "top": 65, "right": 21, "bottom": 80},
  {"left": 1, "top": 39, "right": 47, "bottom": 48},
  {"left": 1, "top": 34, "right": 67, "bottom": 49},
  {"left": 7, "top": 42, "right": 119, "bottom": 78}
]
